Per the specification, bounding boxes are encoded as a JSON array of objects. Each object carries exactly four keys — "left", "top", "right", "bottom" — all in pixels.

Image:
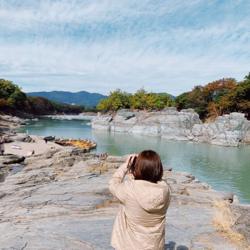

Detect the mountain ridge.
[{"left": 28, "top": 90, "right": 107, "bottom": 107}]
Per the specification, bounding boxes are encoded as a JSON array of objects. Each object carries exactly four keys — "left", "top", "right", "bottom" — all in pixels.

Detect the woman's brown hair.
[{"left": 130, "top": 150, "right": 163, "bottom": 183}]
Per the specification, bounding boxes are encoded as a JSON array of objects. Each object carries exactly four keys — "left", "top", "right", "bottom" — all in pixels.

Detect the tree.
[
  {"left": 130, "top": 89, "right": 148, "bottom": 110},
  {"left": 97, "top": 89, "right": 131, "bottom": 111},
  {"left": 145, "top": 93, "right": 174, "bottom": 110},
  {"left": 218, "top": 78, "right": 250, "bottom": 118},
  {"left": 175, "top": 79, "right": 239, "bottom": 119},
  {"left": 97, "top": 88, "right": 174, "bottom": 112},
  {"left": 244, "top": 72, "right": 250, "bottom": 80},
  {"left": 0, "top": 78, "right": 83, "bottom": 115},
  {"left": 0, "top": 79, "right": 17, "bottom": 98},
  {"left": 8, "top": 89, "right": 26, "bottom": 107},
  {"left": 175, "top": 86, "right": 208, "bottom": 119}
]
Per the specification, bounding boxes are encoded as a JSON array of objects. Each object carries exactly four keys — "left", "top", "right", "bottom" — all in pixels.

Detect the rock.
[
  {"left": 0, "top": 171, "right": 7, "bottom": 182},
  {"left": 162, "top": 107, "right": 178, "bottom": 114},
  {"left": 192, "top": 113, "right": 250, "bottom": 146},
  {"left": 231, "top": 204, "right": 250, "bottom": 245},
  {"left": 44, "top": 149, "right": 60, "bottom": 159},
  {"left": 0, "top": 154, "right": 25, "bottom": 165},
  {"left": 0, "top": 115, "right": 23, "bottom": 124},
  {"left": 92, "top": 115, "right": 113, "bottom": 131},
  {"left": 243, "top": 125, "right": 250, "bottom": 144},
  {"left": 92, "top": 109, "right": 202, "bottom": 140},
  {"left": 0, "top": 115, "right": 24, "bottom": 133},
  {"left": 7, "top": 133, "right": 34, "bottom": 143},
  {"left": 116, "top": 109, "right": 135, "bottom": 120},
  {"left": 0, "top": 152, "right": 248, "bottom": 249},
  {"left": 0, "top": 192, "right": 6, "bottom": 199},
  {"left": 221, "top": 192, "right": 235, "bottom": 203},
  {"left": 92, "top": 111, "right": 250, "bottom": 147},
  {"left": 106, "top": 155, "right": 126, "bottom": 163}
]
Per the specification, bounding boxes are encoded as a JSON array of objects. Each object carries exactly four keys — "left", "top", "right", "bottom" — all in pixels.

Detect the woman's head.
[{"left": 130, "top": 150, "right": 163, "bottom": 183}]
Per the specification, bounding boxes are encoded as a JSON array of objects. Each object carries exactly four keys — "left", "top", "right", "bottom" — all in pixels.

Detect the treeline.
[
  {"left": 97, "top": 89, "right": 174, "bottom": 111},
  {"left": 1, "top": 73, "right": 249, "bottom": 119},
  {"left": 0, "top": 79, "right": 84, "bottom": 116},
  {"left": 175, "top": 74, "right": 250, "bottom": 120},
  {"left": 97, "top": 74, "right": 250, "bottom": 120}
]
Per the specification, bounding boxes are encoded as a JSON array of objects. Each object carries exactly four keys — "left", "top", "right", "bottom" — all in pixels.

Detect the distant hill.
[
  {"left": 0, "top": 79, "right": 84, "bottom": 117},
  {"left": 28, "top": 91, "right": 107, "bottom": 107},
  {"left": 157, "top": 92, "right": 176, "bottom": 99}
]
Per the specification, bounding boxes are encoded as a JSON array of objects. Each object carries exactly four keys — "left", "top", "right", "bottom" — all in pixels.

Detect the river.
[{"left": 19, "top": 117, "right": 250, "bottom": 203}]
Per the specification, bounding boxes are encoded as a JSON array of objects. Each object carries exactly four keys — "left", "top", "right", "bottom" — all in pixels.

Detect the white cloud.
[{"left": 0, "top": 0, "right": 249, "bottom": 95}]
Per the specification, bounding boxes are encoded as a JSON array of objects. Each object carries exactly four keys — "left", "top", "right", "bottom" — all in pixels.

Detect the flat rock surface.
[
  {"left": 0, "top": 146, "right": 249, "bottom": 250},
  {"left": 4, "top": 135, "right": 63, "bottom": 157}
]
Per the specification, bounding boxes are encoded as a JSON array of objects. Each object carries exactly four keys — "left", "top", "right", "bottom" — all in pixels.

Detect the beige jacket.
[{"left": 109, "top": 163, "right": 170, "bottom": 250}]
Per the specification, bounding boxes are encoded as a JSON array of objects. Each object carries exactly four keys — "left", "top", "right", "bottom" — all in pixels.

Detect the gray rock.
[
  {"left": 92, "top": 115, "right": 112, "bottom": 131},
  {"left": 0, "top": 154, "right": 25, "bottom": 165},
  {"left": 116, "top": 109, "right": 136, "bottom": 120},
  {"left": 92, "top": 111, "right": 250, "bottom": 147},
  {"left": 231, "top": 204, "right": 250, "bottom": 245},
  {"left": 92, "top": 110, "right": 202, "bottom": 140},
  {"left": 0, "top": 152, "right": 248, "bottom": 249},
  {"left": 10, "top": 133, "right": 34, "bottom": 143},
  {"left": 192, "top": 113, "right": 250, "bottom": 146},
  {"left": 0, "top": 115, "right": 25, "bottom": 133}
]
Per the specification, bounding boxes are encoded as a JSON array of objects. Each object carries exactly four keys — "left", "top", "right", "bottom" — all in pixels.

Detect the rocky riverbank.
[
  {"left": 0, "top": 115, "right": 25, "bottom": 133},
  {"left": 0, "top": 114, "right": 250, "bottom": 249},
  {"left": 92, "top": 108, "right": 250, "bottom": 147},
  {"left": 0, "top": 142, "right": 250, "bottom": 249},
  {"left": 45, "top": 112, "right": 97, "bottom": 121}
]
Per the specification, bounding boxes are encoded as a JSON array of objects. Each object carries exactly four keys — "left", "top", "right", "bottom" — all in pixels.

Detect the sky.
[{"left": 0, "top": 0, "right": 250, "bottom": 95}]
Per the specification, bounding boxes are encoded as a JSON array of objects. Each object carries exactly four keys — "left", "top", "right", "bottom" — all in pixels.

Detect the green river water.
[{"left": 19, "top": 117, "right": 250, "bottom": 203}]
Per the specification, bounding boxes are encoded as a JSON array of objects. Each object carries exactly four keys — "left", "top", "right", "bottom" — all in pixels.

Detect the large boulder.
[
  {"left": 159, "top": 109, "right": 201, "bottom": 140},
  {"left": 192, "top": 113, "right": 250, "bottom": 146},
  {"left": 92, "top": 109, "right": 202, "bottom": 140},
  {"left": 110, "top": 110, "right": 137, "bottom": 133},
  {"left": 92, "top": 110, "right": 250, "bottom": 146},
  {"left": 91, "top": 115, "right": 112, "bottom": 131}
]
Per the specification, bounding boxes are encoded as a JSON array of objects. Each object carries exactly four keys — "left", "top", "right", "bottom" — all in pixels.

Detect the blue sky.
[{"left": 0, "top": 0, "right": 249, "bottom": 95}]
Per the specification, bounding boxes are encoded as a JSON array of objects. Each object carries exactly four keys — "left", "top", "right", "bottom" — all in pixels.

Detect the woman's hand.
[{"left": 125, "top": 154, "right": 137, "bottom": 169}]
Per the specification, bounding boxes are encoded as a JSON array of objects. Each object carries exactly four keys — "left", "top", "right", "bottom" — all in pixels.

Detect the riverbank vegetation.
[
  {"left": 97, "top": 89, "right": 174, "bottom": 111},
  {"left": 97, "top": 73, "right": 250, "bottom": 120},
  {"left": 1, "top": 73, "right": 249, "bottom": 120},
  {"left": 175, "top": 74, "right": 250, "bottom": 120},
  {"left": 0, "top": 79, "right": 84, "bottom": 116}
]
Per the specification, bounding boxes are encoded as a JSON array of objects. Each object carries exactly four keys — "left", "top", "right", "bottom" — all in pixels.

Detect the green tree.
[
  {"left": 244, "top": 72, "right": 250, "bottom": 80},
  {"left": 130, "top": 89, "right": 148, "bottom": 109},
  {"left": 97, "top": 89, "right": 131, "bottom": 111},
  {"left": 0, "top": 78, "right": 83, "bottom": 115},
  {"left": 0, "top": 79, "right": 20, "bottom": 99},
  {"left": 0, "top": 79, "right": 26, "bottom": 108},
  {"left": 176, "top": 86, "right": 208, "bottom": 118},
  {"left": 144, "top": 93, "right": 174, "bottom": 110},
  {"left": 8, "top": 89, "right": 26, "bottom": 107},
  {"left": 98, "top": 88, "right": 174, "bottom": 111}
]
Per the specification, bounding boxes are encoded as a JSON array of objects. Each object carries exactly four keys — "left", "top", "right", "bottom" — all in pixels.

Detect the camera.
[{"left": 128, "top": 156, "right": 137, "bottom": 173}]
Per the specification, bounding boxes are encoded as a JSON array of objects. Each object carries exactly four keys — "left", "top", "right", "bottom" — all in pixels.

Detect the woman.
[{"left": 109, "top": 150, "right": 171, "bottom": 250}]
